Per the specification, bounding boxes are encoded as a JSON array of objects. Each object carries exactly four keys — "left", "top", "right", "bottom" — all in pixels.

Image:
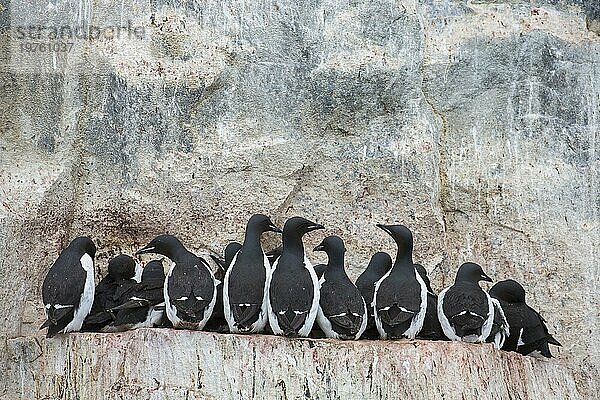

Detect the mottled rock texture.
[
  {"left": 0, "top": 0, "right": 597, "bottom": 398},
  {"left": 1, "top": 330, "right": 582, "bottom": 400}
]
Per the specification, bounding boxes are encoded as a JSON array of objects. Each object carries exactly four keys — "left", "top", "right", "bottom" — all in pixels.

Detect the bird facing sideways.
[
  {"left": 267, "top": 216, "right": 324, "bottom": 337},
  {"left": 373, "top": 224, "right": 428, "bottom": 340},
  {"left": 223, "top": 214, "right": 282, "bottom": 333},
  {"left": 136, "top": 235, "right": 217, "bottom": 330},
  {"left": 41, "top": 236, "right": 97, "bottom": 338},
  {"left": 489, "top": 279, "right": 561, "bottom": 357}
]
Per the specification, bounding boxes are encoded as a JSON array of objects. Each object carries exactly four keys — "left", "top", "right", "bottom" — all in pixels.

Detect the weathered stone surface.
[
  {"left": 0, "top": 0, "right": 597, "bottom": 398},
  {"left": 0, "top": 330, "right": 582, "bottom": 400}
]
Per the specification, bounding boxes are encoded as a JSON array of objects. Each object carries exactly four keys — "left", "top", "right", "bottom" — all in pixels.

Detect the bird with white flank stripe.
[
  {"left": 373, "top": 225, "right": 428, "bottom": 339},
  {"left": 41, "top": 236, "right": 96, "bottom": 338},
  {"left": 437, "top": 262, "right": 494, "bottom": 343},
  {"left": 136, "top": 235, "right": 217, "bottom": 330},
  {"left": 355, "top": 252, "right": 392, "bottom": 340},
  {"left": 267, "top": 216, "right": 324, "bottom": 337},
  {"left": 224, "top": 214, "right": 282, "bottom": 333},
  {"left": 489, "top": 279, "right": 561, "bottom": 357},
  {"left": 314, "top": 236, "right": 367, "bottom": 340}
]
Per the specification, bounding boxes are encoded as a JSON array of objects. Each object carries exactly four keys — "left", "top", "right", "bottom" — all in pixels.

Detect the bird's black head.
[
  {"left": 366, "top": 252, "right": 392, "bottom": 276},
  {"left": 69, "top": 236, "right": 96, "bottom": 258},
  {"left": 283, "top": 216, "right": 325, "bottom": 237},
  {"left": 455, "top": 262, "right": 492, "bottom": 284},
  {"left": 489, "top": 279, "right": 526, "bottom": 303},
  {"left": 313, "top": 235, "right": 346, "bottom": 254},
  {"left": 142, "top": 259, "right": 166, "bottom": 282},
  {"left": 108, "top": 255, "right": 136, "bottom": 281},
  {"left": 224, "top": 242, "right": 242, "bottom": 266},
  {"left": 414, "top": 263, "right": 433, "bottom": 292},
  {"left": 377, "top": 224, "right": 413, "bottom": 252},
  {"left": 247, "top": 214, "right": 282, "bottom": 234},
  {"left": 136, "top": 235, "right": 185, "bottom": 259}
]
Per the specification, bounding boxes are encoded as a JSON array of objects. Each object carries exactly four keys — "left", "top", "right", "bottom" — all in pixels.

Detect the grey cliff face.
[{"left": 0, "top": 0, "right": 597, "bottom": 398}]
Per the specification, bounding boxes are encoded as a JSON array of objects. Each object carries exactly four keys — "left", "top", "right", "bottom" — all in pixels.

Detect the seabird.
[
  {"left": 206, "top": 241, "right": 242, "bottom": 332},
  {"left": 373, "top": 224, "right": 428, "bottom": 339},
  {"left": 313, "top": 236, "right": 367, "bottom": 340},
  {"left": 109, "top": 259, "right": 167, "bottom": 331},
  {"left": 437, "top": 262, "right": 494, "bottom": 343},
  {"left": 266, "top": 216, "right": 324, "bottom": 337},
  {"left": 489, "top": 279, "right": 561, "bottom": 357},
  {"left": 414, "top": 264, "right": 446, "bottom": 341},
  {"left": 82, "top": 254, "right": 136, "bottom": 331},
  {"left": 355, "top": 252, "right": 392, "bottom": 339},
  {"left": 223, "top": 214, "right": 282, "bottom": 333},
  {"left": 40, "top": 236, "right": 96, "bottom": 338},
  {"left": 136, "top": 235, "right": 217, "bottom": 330}
]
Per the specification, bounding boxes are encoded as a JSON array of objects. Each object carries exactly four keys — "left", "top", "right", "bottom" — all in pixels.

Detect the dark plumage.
[
  {"left": 373, "top": 225, "right": 428, "bottom": 339},
  {"left": 414, "top": 264, "right": 446, "bottom": 341},
  {"left": 82, "top": 254, "right": 136, "bottom": 331},
  {"left": 489, "top": 279, "right": 561, "bottom": 357},
  {"left": 136, "top": 235, "right": 216, "bottom": 330},
  {"left": 438, "top": 262, "right": 494, "bottom": 343},
  {"left": 109, "top": 260, "right": 167, "bottom": 331},
  {"left": 206, "top": 241, "right": 242, "bottom": 332},
  {"left": 41, "top": 237, "right": 96, "bottom": 338},
  {"left": 224, "top": 214, "right": 282, "bottom": 333},
  {"left": 267, "top": 217, "right": 324, "bottom": 337},
  {"left": 314, "top": 236, "right": 367, "bottom": 340},
  {"left": 355, "top": 252, "right": 392, "bottom": 339}
]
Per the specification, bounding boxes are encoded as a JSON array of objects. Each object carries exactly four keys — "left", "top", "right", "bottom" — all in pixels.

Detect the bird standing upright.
[
  {"left": 355, "top": 252, "right": 392, "bottom": 339},
  {"left": 314, "top": 236, "right": 367, "bottom": 340},
  {"left": 41, "top": 236, "right": 97, "bottom": 338},
  {"left": 267, "top": 216, "right": 324, "bottom": 337},
  {"left": 437, "top": 262, "right": 495, "bottom": 343},
  {"left": 136, "top": 235, "right": 217, "bottom": 330},
  {"left": 373, "top": 225, "right": 428, "bottom": 339},
  {"left": 414, "top": 264, "right": 446, "bottom": 341},
  {"left": 223, "top": 214, "right": 282, "bottom": 333}
]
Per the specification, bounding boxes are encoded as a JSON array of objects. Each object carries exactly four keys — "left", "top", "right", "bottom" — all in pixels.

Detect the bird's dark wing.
[
  {"left": 168, "top": 258, "right": 215, "bottom": 322},
  {"left": 376, "top": 276, "right": 422, "bottom": 326},
  {"left": 320, "top": 280, "right": 365, "bottom": 334},
  {"left": 269, "top": 260, "right": 315, "bottom": 335},
  {"left": 42, "top": 252, "right": 88, "bottom": 308}
]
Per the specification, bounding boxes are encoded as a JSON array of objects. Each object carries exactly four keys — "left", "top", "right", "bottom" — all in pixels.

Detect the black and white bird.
[
  {"left": 489, "top": 279, "right": 561, "bottom": 357},
  {"left": 437, "top": 262, "right": 494, "bottom": 343},
  {"left": 109, "top": 260, "right": 167, "bottom": 331},
  {"left": 206, "top": 241, "right": 242, "bottom": 332},
  {"left": 414, "top": 264, "right": 446, "bottom": 341},
  {"left": 355, "top": 252, "right": 392, "bottom": 339},
  {"left": 373, "top": 225, "right": 428, "bottom": 339},
  {"left": 313, "top": 236, "right": 367, "bottom": 340},
  {"left": 136, "top": 235, "right": 217, "bottom": 330},
  {"left": 210, "top": 242, "right": 243, "bottom": 278},
  {"left": 82, "top": 254, "right": 136, "bottom": 331},
  {"left": 486, "top": 295, "right": 510, "bottom": 349},
  {"left": 223, "top": 214, "right": 282, "bottom": 333},
  {"left": 267, "top": 216, "right": 324, "bottom": 337},
  {"left": 40, "top": 236, "right": 96, "bottom": 338}
]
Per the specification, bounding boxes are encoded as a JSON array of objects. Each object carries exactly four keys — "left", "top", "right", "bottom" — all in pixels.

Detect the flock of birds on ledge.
[{"left": 41, "top": 215, "right": 561, "bottom": 358}]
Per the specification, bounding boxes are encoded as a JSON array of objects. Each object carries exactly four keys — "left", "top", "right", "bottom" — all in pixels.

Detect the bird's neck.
[
  {"left": 243, "top": 226, "right": 263, "bottom": 252},
  {"left": 391, "top": 251, "right": 414, "bottom": 275},
  {"left": 282, "top": 232, "right": 305, "bottom": 259}
]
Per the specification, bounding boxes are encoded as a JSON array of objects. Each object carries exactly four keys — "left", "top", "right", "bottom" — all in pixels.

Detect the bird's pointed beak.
[
  {"left": 481, "top": 274, "right": 493, "bottom": 282},
  {"left": 313, "top": 243, "right": 325, "bottom": 252},
  {"left": 135, "top": 245, "right": 155, "bottom": 255},
  {"left": 268, "top": 223, "right": 283, "bottom": 234},
  {"left": 308, "top": 223, "right": 325, "bottom": 231},
  {"left": 376, "top": 224, "right": 391, "bottom": 234}
]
